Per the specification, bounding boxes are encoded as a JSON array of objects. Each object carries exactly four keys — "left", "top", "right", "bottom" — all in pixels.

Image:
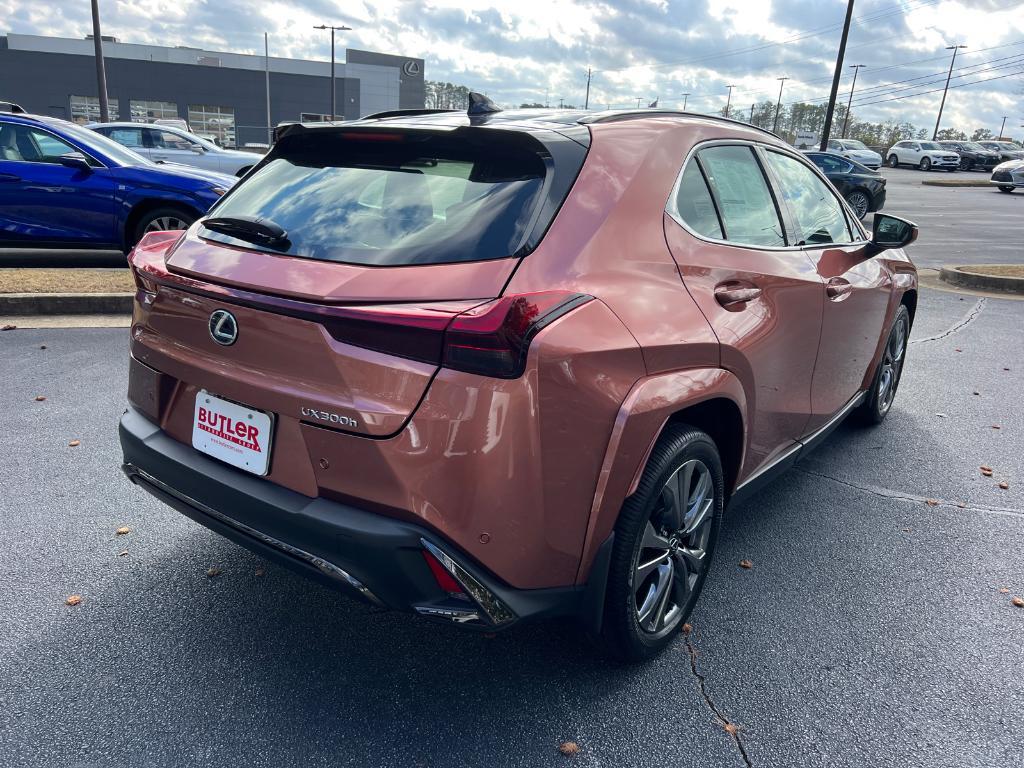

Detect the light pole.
[
  {"left": 636, "top": 97, "right": 643, "bottom": 109},
  {"left": 998, "top": 116, "right": 1008, "bottom": 138},
  {"left": 90, "top": 0, "right": 110, "bottom": 122},
  {"left": 772, "top": 77, "right": 788, "bottom": 133},
  {"left": 724, "top": 85, "right": 735, "bottom": 118},
  {"left": 313, "top": 24, "right": 352, "bottom": 120},
  {"left": 584, "top": 68, "right": 592, "bottom": 110},
  {"left": 820, "top": 0, "right": 855, "bottom": 152},
  {"left": 933, "top": 44, "right": 966, "bottom": 140},
  {"left": 680, "top": 92, "right": 690, "bottom": 111},
  {"left": 842, "top": 64, "right": 865, "bottom": 138}
]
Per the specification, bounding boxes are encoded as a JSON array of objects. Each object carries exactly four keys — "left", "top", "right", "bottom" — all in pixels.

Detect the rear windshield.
[{"left": 201, "top": 130, "right": 549, "bottom": 266}]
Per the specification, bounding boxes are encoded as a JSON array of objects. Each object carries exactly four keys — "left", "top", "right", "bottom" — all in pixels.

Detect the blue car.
[{"left": 0, "top": 111, "right": 236, "bottom": 252}]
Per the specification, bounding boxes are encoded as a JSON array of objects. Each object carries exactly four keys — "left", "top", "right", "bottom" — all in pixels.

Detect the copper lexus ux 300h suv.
[{"left": 121, "top": 98, "right": 918, "bottom": 661}]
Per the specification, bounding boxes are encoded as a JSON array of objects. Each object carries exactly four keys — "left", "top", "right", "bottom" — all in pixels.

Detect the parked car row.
[{"left": 0, "top": 108, "right": 237, "bottom": 251}]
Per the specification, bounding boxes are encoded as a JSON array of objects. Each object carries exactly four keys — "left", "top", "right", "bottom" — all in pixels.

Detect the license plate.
[{"left": 192, "top": 391, "right": 274, "bottom": 476}]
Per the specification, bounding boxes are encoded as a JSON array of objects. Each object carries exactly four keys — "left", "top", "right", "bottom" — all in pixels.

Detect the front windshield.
[
  {"left": 46, "top": 120, "right": 152, "bottom": 166},
  {"left": 843, "top": 140, "right": 868, "bottom": 150},
  {"left": 962, "top": 142, "right": 986, "bottom": 151},
  {"left": 920, "top": 142, "right": 942, "bottom": 150}
]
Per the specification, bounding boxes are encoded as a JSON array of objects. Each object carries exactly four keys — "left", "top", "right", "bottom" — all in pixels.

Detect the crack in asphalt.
[
  {"left": 909, "top": 297, "right": 987, "bottom": 345},
  {"left": 684, "top": 632, "right": 753, "bottom": 768},
  {"left": 796, "top": 468, "right": 1024, "bottom": 520}
]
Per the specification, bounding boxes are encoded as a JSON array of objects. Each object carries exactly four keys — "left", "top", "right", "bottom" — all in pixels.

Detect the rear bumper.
[{"left": 119, "top": 407, "right": 607, "bottom": 631}]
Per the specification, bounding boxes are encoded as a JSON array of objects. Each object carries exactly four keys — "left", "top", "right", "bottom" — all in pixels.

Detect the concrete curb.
[
  {"left": 939, "top": 266, "right": 1024, "bottom": 295},
  {"left": 920, "top": 179, "right": 994, "bottom": 188},
  {"left": 0, "top": 292, "right": 133, "bottom": 316}
]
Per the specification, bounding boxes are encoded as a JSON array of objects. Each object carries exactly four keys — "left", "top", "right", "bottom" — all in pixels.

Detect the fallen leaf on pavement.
[
  {"left": 935, "top": 413, "right": 947, "bottom": 418},
  {"left": 682, "top": 622, "right": 693, "bottom": 635},
  {"left": 118, "top": 550, "right": 129, "bottom": 557},
  {"left": 1, "top": 324, "right": 16, "bottom": 331},
  {"left": 1013, "top": 597, "right": 1024, "bottom": 608},
  {"left": 558, "top": 742, "right": 580, "bottom": 756},
  {"left": 116, "top": 526, "right": 131, "bottom": 535},
  {"left": 34, "top": 395, "right": 46, "bottom": 402},
  {"left": 972, "top": 391, "right": 980, "bottom": 396},
  {"left": 991, "top": 425, "right": 1001, "bottom": 429},
  {"left": 723, "top": 723, "right": 740, "bottom": 735},
  {"left": 999, "top": 587, "right": 1010, "bottom": 594},
  {"left": 1004, "top": 367, "right": 1011, "bottom": 372},
  {"left": 956, "top": 503, "right": 967, "bottom": 508},
  {"left": 902, "top": 528, "right": 911, "bottom": 533},
  {"left": 207, "top": 567, "right": 222, "bottom": 578},
  {"left": 65, "top": 595, "right": 82, "bottom": 606},
  {"left": 998, "top": 481, "right": 1009, "bottom": 490},
  {"left": 954, "top": 348, "right": 962, "bottom": 353},
  {"left": 68, "top": 439, "right": 81, "bottom": 447},
  {"left": 254, "top": 568, "right": 265, "bottom": 577},
  {"left": 925, "top": 499, "right": 939, "bottom": 506},
  {"left": 980, "top": 466, "right": 993, "bottom": 477},
  {"left": 739, "top": 559, "right": 753, "bottom": 569}
]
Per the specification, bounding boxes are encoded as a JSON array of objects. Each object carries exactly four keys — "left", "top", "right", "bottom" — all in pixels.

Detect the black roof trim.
[
  {"left": 579, "top": 109, "right": 782, "bottom": 140},
  {"left": 0, "top": 101, "right": 26, "bottom": 114},
  {"left": 363, "top": 108, "right": 458, "bottom": 120}
]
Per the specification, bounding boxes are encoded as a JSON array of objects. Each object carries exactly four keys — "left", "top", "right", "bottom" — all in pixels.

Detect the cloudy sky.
[{"left": 4, "top": 0, "right": 1023, "bottom": 134}]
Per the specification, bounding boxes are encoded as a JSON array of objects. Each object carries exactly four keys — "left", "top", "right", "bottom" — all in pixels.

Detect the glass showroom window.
[
  {"left": 69, "top": 95, "right": 119, "bottom": 124},
  {"left": 130, "top": 100, "right": 179, "bottom": 123},
  {"left": 188, "top": 104, "right": 235, "bottom": 147}
]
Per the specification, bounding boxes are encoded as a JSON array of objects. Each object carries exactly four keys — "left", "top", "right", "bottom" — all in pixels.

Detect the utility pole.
[
  {"left": 313, "top": 24, "right": 352, "bottom": 120},
  {"left": 584, "top": 68, "right": 592, "bottom": 110},
  {"left": 680, "top": 92, "right": 690, "bottom": 110},
  {"left": 999, "top": 116, "right": 1007, "bottom": 138},
  {"left": 90, "top": 0, "right": 110, "bottom": 122},
  {"left": 749, "top": 103, "right": 754, "bottom": 123},
  {"left": 819, "top": 0, "right": 855, "bottom": 151},
  {"left": 636, "top": 97, "right": 643, "bottom": 109},
  {"left": 933, "top": 44, "right": 966, "bottom": 140},
  {"left": 558, "top": 97, "right": 564, "bottom": 109},
  {"left": 842, "top": 64, "right": 865, "bottom": 138},
  {"left": 264, "top": 33, "right": 272, "bottom": 144},
  {"left": 724, "top": 85, "right": 735, "bottom": 118},
  {"left": 772, "top": 77, "right": 788, "bottom": 133}
]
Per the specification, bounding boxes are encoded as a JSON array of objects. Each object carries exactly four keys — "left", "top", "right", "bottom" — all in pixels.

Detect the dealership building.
[{"left": 0, "top": 33, "right": 425, "bottom": 146}]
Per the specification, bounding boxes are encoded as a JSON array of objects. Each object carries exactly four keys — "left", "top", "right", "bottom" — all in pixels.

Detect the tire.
[
  {"left": 599, "top": 424, "right": 724, "bottom": 663},
  {"left": 960, "top": 158, "right": 971, "bottom": 171},
  {"left": 888, "top": 154, "right": 899, "bottom": 168},
  {"left": 855, "top": 304, "right": 910, "bottom": 426},
  {"left": 845, "top": 190, "right": 871, "bottom": 220},
  {"left": 998, "top": 185, "right": 1015, "bottom": 193},
  {"left": 129, "top": 206, "right": 196, "bottom": 250},
  {"left": 919, "top": 157, "right": 931, "bottom": 171}
]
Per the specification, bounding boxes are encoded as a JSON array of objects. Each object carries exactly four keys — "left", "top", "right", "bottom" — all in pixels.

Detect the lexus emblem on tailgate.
[{"left": 209, "top": 310, "right": 238, "bottom": 346}]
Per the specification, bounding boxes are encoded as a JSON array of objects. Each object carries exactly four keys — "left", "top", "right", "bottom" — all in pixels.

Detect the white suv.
[
  {"left": 887, "top": 141, "right": 960, "bottom": 172},
  {"left": 87, "top": 122, "right": 259, "bottom": 177}
]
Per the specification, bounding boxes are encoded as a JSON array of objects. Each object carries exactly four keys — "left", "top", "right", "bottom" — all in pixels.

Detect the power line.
[{"left": 850, "top": 67, "right": 1024, "bottom": 108}]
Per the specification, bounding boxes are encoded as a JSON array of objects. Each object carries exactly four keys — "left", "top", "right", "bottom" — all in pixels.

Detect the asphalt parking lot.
[{"left": 1, "top": 283, "right": 1022, "bottom": 766}]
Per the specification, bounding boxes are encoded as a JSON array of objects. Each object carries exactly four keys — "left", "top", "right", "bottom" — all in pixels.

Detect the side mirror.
[
  {"left": 190, "top": 144, "right": 206, "bottom": 154},
  {"left": 869, "top": 213, "right": 918, "bottom": 254},
  {"left": 58, "top": 152, "right": 92, "bottom": 172}
]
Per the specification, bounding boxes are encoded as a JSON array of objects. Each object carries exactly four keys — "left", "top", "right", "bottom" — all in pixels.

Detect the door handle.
[
  {"left": 826, "top": 278, "right": 853, "bottom": 300},
  {"left": 0, "top": 173, "right": 20, "bottom": 182},
  {"left": 714, "top": 286, "right": 762, "bottom": 308}
]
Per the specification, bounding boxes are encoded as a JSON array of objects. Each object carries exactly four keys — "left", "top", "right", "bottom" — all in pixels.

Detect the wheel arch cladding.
[
  {"left": 900, "top": 288, "right": 917, "bottom": 329},
  {"left": 665, "top": 398, "right": 743, "bottom": 498}
]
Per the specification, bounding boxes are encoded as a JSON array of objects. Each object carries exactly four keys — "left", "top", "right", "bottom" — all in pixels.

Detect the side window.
[
  {"left": 696, "top": 145, "right": 785, "bottom": 247},
  {"left": 152, "top": 130, "right": 195, "bottom": 150},
  {"left": 764, "top": 151, "right": 853, "bottom": 246},
  {"left": 108, "top": 128, "right": 144, "bottom": 148},
  {"left": 813, "top": 154, "right": 846, "bottom": 174},
  {"left": 672, "top": 160, "right": 723, "bottom": 240},
  {"left": 0, "top": 124, "right": 77, "bottom": 164}
]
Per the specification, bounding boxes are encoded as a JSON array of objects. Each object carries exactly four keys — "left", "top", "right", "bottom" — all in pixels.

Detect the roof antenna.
[{"left": 467, "top": 92, "right": 502, "bottom": 116}]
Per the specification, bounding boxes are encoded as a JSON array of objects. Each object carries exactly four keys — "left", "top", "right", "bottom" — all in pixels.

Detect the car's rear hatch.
[{"left": 128, "top": 120, "right": 587, "bottom": 493}]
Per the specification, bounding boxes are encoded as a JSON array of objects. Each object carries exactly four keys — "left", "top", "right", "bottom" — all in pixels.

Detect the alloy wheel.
[
  {"left": 920, "top": 157, "right": 931, "bottom": 171},
  {"left": 877, "top": 312, "right": 909, "bottom": 415},
  {"left": 631, "top": 459, "right": 715, "bottom": 636},
  {"left": 144, "top": 215, "right": 190, "bottom": 233},
  {"left": 846, "top": 191, "right": 870, "bottom": 220}
]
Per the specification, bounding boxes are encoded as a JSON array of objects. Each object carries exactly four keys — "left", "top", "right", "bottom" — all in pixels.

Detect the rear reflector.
[{"left": 422, "top": 550, "right": 464, "bottom": 595}]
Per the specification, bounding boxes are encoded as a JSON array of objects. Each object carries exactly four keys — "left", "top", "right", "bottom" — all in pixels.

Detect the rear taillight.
[
  {"left": 422, "top": 550, "right": 464, "bottom": 595},
  {"left": 443, "top": 291, "right": 592, "bottom": 378}
]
